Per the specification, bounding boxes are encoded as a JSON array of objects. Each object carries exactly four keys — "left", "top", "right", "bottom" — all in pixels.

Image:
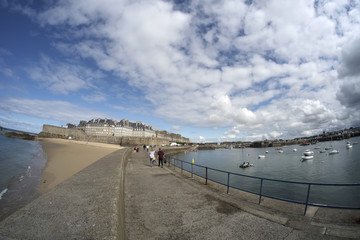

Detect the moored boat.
[
  {"left": 239, "top": 162, "right": 254, "bottom": 168},
  {"left": 301, "top": 155, "right": 314, "bottom": 161},
  {"left": 329, "top": 149, "right": 339, "bottom": 155},
  {"left": 303, "top": 149, "right": 314, "bottom": 156}
]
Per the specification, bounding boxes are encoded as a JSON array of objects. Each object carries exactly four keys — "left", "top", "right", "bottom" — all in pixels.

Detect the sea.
[
  {"left": 173, "top": 136, "right": 360, "bottom": 208},
  {"left": 0, "top": 130, "right": 359, "bottom": 221},
  {"left": 0, "top": 129, "right": 46, "bottom": 221}
]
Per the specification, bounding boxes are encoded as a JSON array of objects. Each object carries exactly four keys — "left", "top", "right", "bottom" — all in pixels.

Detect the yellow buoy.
[{"left": 192, "top": 158, "right": 194, "bottom": 164}]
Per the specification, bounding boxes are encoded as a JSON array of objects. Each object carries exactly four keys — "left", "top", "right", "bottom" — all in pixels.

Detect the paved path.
[
  {"left": 1, "top": 147, "right": 358, "bottom": 239},
  {"left": 125, "top": 150, "right": 358, "bottom": 239}
]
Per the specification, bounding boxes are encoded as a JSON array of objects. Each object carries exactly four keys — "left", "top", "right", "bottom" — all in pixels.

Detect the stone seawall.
[
  {"left": 39, "top": 124, "right": 88, "bottom": 140},
  {"left": 39, "top": 124, "right": 172, "bottom": 146}
]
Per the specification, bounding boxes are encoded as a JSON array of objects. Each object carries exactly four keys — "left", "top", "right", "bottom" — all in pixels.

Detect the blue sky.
[{"left": 0, "top": 0, "right": 360, "bottom": 142}]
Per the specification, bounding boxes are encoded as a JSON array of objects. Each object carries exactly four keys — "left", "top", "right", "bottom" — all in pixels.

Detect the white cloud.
[
  {"left": 198, "top": 136, "right": 206, "bottom": 143},
  {"left": 82, "top": 92, "right": 107, "bottom": 103},
  {"left": 6, "top": 0, "right": 360, "bottom": 140},
  {"left": 0, "top": 97, "right": 103, "bottom": 124},
  {"left": 171, "top": 125, "right": 182, "bottom": 131},
  {"left": 25, "top": 55, "right": 103, "bottom": 95}
]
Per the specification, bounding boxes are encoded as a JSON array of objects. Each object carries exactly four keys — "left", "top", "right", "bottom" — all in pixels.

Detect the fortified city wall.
[{"left": 39, "top": 124, "right": 185, "bottom": 146}]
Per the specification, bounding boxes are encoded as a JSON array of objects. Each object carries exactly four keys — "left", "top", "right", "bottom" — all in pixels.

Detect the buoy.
[{"left": 192, "top": 158, "right": 194, "bottom": 164}]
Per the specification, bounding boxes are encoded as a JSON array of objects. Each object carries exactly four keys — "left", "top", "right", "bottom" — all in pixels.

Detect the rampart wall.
[{"left": 39, "top": 124, "right": 174, "bottom": 146}]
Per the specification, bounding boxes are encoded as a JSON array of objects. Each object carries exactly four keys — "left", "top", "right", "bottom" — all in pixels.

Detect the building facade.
[{"left": 74, "top": 118, "right": 189, "bottom": 143}]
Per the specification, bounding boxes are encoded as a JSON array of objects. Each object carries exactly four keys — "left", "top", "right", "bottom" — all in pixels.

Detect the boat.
[
  {"left": 293, "top": 148, "right": 297, "bottom": 152},
  {"left": 319, "top": 150, "right": 327, "bottom": 153},
  {"left": 325, "top": 147, "right": 332, "bottom": 150},
  {"left": 329, "top": 149, "right": 339, "bottom": 155},
  {"left": 258, "top": 155, "right": 265, "bottom": 158},
  {"left": 301, "top": 155, "right": 314, "bottom": 161},
  {"left": 278, "top": 149, "right": 283, "bottom": 153},
  {"left": 239, "top": 162, "right": 254, "bottom": 168},
  {"left": 265, "top": 151, "right": 269, "bottom": 153},
  {"left": 346, "top": 142, "right": 353, "bottom": 149},
  {"left": 303, "top": 149, "right": 314, "bottom": 156}
]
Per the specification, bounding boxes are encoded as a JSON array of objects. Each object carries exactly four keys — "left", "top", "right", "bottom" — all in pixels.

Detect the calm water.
[
  {"left": 173, "top": 136, "right": 360, "bottom": 208},
  {"left": 0, "top": 130, "right": 46, "bottom": 221}
]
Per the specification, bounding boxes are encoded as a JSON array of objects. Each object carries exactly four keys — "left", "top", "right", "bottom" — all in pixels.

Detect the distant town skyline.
[{"left": 1, "top": 1, "right": 359, "bottom": 143}]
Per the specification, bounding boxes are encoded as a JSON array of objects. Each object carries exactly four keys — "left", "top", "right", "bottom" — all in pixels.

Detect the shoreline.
[{"left": 38, "top": 138, "right": 123, "bottom": 194}]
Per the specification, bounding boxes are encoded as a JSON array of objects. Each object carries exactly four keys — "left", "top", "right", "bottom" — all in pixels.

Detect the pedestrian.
[
  {"left": 134, "top": 146, "right": 137, "bottom": 153},
  {"left": 149, "top": 148, "right": 156, "bottom": 167},
  {"left": 143, "top": 144, "right": 146, "bottom": 150},
  {"left": 157, "top": 148, "right": 165, "bottom": 168}
]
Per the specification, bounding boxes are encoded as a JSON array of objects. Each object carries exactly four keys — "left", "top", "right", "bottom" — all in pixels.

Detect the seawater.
[
  {"left": 0, "top": 129, "right": 46, "bottom": 221},
  {"left": 173, "top": 136, "right": 360, "bottom": 208}
]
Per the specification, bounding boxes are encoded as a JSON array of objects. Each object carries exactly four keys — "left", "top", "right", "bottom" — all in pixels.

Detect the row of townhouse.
[
  {"left": 71, "top": 118, "right": 189, "bottom": 142},
  {"left": 76, "top": 118, "right": 155, "bottom": 138}
]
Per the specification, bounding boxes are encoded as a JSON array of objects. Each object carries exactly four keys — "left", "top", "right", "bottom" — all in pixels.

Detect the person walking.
[
  {"left": 157, "top": 148, "right": 165, "bottom": 168},
  {"left": 149, "top": 148, "right": 156, "bottom": 167}
]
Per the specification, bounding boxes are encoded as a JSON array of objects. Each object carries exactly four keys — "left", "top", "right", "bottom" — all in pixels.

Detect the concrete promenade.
[
  {"left": 126, "top": 150, "right": 360, "bottom": 239},
  {"left": 0, "top": 147, "right": 359, "bottom": 239}
]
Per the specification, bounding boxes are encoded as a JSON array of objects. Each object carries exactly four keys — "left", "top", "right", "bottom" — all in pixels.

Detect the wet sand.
[{"left": 39, "top": 138, "right": 123, "bottom": 194}]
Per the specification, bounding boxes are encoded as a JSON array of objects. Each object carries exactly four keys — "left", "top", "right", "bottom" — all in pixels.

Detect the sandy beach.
[{"left": 39, "top": 138, "right": 123, "bottom": 194}]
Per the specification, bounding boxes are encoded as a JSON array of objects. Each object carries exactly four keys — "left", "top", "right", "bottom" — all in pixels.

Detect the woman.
[{"left": 149, "top": 148, "right": 156, "bottom": 167}]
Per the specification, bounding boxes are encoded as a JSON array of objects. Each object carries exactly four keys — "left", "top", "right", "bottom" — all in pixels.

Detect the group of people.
[
  {"left": 148, "top": 147, "right": 165, "bottom": 168},
  {"left": 134, "top": 145, "right": 166, "bottom": 168}
]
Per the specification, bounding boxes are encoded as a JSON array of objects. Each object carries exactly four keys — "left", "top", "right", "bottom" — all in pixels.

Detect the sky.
[{"left": 0, "top": 0, "right": 359, "bottom": 143}]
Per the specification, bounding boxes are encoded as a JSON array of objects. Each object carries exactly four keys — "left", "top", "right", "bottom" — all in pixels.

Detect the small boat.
[
  {"left": 239, "top": 162, "right": 254, "bottom": 168},
  {"left": 325, "top": 147, "right": 332, "bottom": 150},
  {"left": 293, "top": 148, "right": 297, "bottom": 152},
  {"left": 265, "top": 151, "right": 269, "bottom": 153},
  {"left": 258, "top": 155, "right": 265, "bottom": 158},
  {"left": 319, "top": 150, "right": 326, "bottom": 153},
  {"left": 346, "top": 142, "right": 353, "bottom": 149},
  {"left": 301, "top": 155, "right": 314, "bottom": 161},
  {"left": 278, "top": 149, "right": 283, "bottom": 153},
  {"left": 329, "top": 149, "right": 339, "bottom": 155},
  {"left": 303, "top": 149, "right": 314, "bottom": 156}
]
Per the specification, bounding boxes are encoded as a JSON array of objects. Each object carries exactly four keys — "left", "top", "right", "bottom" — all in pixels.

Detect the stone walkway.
[{"left": 125, "top": 150, "right": 359, "bottom": 239}]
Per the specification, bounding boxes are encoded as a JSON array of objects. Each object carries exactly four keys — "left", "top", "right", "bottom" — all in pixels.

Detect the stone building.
[{"left": 81, "top": 118, "right": 156, "bottom": 138}]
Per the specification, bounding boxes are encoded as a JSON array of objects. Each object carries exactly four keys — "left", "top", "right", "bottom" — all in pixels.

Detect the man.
[{"left": 157, "top": 148, "right": 165, "bottom": 168}]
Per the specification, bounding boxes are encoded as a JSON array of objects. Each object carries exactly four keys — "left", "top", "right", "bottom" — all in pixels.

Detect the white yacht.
[{"left": 303, "top": 149, "right": 314, "bottom": 156}]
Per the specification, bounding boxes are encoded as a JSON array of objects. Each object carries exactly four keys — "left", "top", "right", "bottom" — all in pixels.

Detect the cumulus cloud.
[
  {"left": 81, "top": 92, "right": 107, "bottom": 103},
  {"left": 6, "top": 0, "right": 360, "bottom": 140},
  {"left": 336, "top": 36, "right": 360, "bottom": 110},
  {"left": 338, "top": 36, "right": 360, "bottom": 78},
  {"left": 337, "top": 80, "right": 360, "bottom": 110},
  {"left": 0, "top": 97, "right": 104, "bottom": 124},
  {"left": 25, "top": 55, "right": 104, "bottom": 95},
  {"left": 198, "top": 136, "right": 206, "bottom": 143},
  {"left": 171, "top": 125, "right": 182, "bottom": 131}
]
